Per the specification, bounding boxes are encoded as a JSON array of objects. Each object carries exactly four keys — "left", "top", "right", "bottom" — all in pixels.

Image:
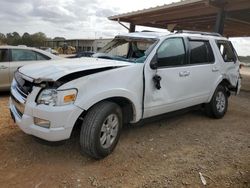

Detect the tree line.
[
  {"left": 0, "top": 32, "right": 65, "bottom": 47},
  {"left": 239, "top": 56, "right": 250, "bottom": 63}
]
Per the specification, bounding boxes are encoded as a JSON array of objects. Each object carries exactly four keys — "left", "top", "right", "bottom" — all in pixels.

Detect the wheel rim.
[
  {"left": 215, "top": 91, "right": 226, "bottom": 113},
  {"left": 100, "top": 114, "right": 119, "bottom": 149}
]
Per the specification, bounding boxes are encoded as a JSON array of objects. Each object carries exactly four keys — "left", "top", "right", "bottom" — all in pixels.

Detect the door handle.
[
  {"left": 212, "top": 67, "right": 219, "bottom": 72},
  {"left": 0, "top": 65, "right": 8, "bottom": 69},
  {"left": 179, "top": 71, "right": 190, "bottom": 77}
]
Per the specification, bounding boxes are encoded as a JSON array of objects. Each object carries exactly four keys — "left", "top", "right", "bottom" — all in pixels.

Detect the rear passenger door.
[
  {"left": 0, "top": 49, "right": 10, "bottom": 90},
  {"left": 184, "top": 38, "right": 220, "bottom": 102}
]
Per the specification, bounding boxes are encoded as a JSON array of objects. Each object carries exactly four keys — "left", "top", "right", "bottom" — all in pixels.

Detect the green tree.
[
  {"left": 6, "top": 32, "right": 21, "bottom": 45},
  {"left": 0, "top": 33, "right": 6, "bottom": 44},
  {"left": 3, "top": 31, "right": 49, "bottom": 47},
  {"left": 6, "top": 33, "right": 14, "bottom": 44},
  {"left": 31, "top": 32, "right": 47, "bottom": 47},
  {"left": 22, "top": 32, "right": 32, "bottom": 46}
]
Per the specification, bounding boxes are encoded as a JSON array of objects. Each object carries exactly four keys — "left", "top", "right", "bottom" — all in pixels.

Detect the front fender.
[{"left": 74, "top": 89, "right": 142, "bottom": 122}]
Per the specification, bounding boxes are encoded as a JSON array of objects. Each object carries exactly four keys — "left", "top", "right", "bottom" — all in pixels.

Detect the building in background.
[{"left": 44, "top": 38, "right": 112, "bottom": 53}]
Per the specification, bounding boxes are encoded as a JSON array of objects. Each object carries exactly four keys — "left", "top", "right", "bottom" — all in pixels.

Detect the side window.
[
  {"left": 0, "top": 49, "right": 9, "bottom": 62},
  {"left": 11, "top": 49, "right": 37, "bottom": 61},
  {"left": 216, "top": 41, "right": 236, "bottom": 62},
  {"left": 157, "top": 38, "right": 186, "bottom": 67},
  {"left": 189, "top": 40, "right": 214, "bottom": 64},
  {"left": 36, "top": 52, "right": 51, "bottom": 60}
]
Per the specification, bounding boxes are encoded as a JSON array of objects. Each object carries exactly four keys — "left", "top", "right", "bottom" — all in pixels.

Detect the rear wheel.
[
  {"left": 205, "top": 85, "right": 228, "bottom": 119},
  {"left": 80, "top": 101, "right": 122, "bottom": 159}
]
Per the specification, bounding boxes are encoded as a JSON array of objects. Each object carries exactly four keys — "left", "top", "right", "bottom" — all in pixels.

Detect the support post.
[
  {"left": 129, "top": 23, "right": 136, "bottom": 33},
  {"left": 214, "top": 8, "right": 225, "bottom": 35}
]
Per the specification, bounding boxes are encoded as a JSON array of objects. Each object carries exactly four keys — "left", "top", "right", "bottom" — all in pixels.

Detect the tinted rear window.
[{"left": 189, "top": 40, "right": 214, "bottom": 64}]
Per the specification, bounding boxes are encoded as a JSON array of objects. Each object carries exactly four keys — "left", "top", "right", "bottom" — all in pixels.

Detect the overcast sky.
[{"left": 0, "top": 0, "right": 249, "bottom": 56}]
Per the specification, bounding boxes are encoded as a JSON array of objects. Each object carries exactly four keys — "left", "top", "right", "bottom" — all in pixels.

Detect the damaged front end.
[{"left": 13, "top": 64, "right": 125, "bottom": 107}]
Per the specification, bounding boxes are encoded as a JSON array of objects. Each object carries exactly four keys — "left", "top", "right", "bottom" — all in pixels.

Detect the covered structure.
[
  {"left": 109, "top": 0, "right": 250, "bottom": 37},
  {"left": 44, "top": 38, "right": 111, "bottom": 52}
]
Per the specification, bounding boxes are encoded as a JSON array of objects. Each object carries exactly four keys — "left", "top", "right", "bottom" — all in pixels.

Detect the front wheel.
[
  {"left": 205, "top": 85, "right": 228, "bottom": 119},
  {"left": 80, "top": 101, "right": 122, "bottom": 159}
]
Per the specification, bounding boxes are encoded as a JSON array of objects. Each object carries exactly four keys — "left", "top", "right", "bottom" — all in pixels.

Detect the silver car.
[{"left": 0, "top": 45, "right": 62, "bottom": 91}]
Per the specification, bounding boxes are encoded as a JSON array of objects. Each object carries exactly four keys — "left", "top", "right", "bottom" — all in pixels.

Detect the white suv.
[{"left": 9, "top": 31, "right": 241, "bottom": 159}]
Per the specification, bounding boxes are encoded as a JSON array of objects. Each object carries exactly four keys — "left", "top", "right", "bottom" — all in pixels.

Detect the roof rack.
[{"left": 176, "top": 30, "right": 222, "bottom": 37}]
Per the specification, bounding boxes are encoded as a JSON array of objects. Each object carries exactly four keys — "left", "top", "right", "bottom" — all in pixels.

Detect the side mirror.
[{"left": 150, "top": 54, "right": 158, "bottom": 69}]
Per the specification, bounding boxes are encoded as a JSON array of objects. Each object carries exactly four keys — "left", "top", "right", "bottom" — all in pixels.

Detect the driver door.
[{"left": 143, "top": 37, "right": 192, "bottom": 118}]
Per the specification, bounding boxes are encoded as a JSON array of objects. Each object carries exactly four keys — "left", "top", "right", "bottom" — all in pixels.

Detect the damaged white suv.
[{"left": 10, "top": 31, "right": 241, "bottom": 159}]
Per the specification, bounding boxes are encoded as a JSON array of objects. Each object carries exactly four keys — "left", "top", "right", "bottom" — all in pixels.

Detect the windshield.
[{"left": 93, "top": 37, "right": 157, "bottom": 63}]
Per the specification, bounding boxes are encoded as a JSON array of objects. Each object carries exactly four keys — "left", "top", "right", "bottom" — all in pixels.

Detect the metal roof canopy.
[{"left": 109, "top": 0, "right": 250, "bottom": 37}]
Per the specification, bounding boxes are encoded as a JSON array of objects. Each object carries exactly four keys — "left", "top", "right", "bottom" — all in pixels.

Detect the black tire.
[
  {"left": 205, "top": 85, "right": 228, "bottom": 119},
  {"left": 80, "top": 101, "right": 122, "bottom": 159}
]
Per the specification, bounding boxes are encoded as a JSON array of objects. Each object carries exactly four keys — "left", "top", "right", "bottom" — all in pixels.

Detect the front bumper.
[{"left": 9, "top": 86, "right": 83, "bottom": 142}]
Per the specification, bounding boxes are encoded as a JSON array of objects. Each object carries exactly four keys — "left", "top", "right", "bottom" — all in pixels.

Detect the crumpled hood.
[{"left": 18, "top": 57, "right": 131, "bottom": 82}]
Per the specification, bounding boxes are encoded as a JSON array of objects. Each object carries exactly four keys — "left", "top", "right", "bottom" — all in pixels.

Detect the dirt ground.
[{"left": 0, "top": 68, "right": 249, "bottom": 188}]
